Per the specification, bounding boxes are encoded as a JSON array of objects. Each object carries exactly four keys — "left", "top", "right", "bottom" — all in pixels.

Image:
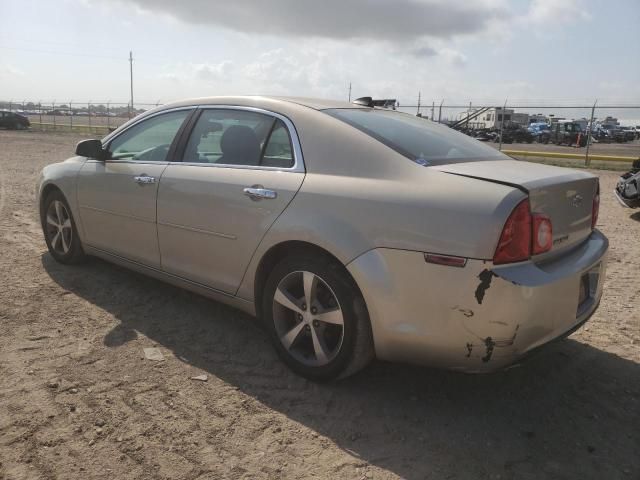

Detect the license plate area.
[{"left": 577, "top": 264, "right": 600, "bottom": 317}]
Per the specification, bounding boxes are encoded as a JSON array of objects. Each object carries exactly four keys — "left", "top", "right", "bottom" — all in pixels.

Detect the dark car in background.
[
  {"left": 0, "top": 110, "right": 30, "bottom": 130},
  {"left": 548, "top": 121, "right": 587, "bottom": 147},
  {"left": 497, "top": 124, "right": 534, "bottom": 144}
]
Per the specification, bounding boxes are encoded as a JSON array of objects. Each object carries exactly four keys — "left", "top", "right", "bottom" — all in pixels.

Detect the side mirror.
[{"left": 76, "top": 139, "right": 108, "bottom": 160}]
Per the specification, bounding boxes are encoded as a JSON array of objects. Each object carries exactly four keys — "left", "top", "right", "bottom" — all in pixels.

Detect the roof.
[{"left": 163, "top": 95, "right": 366, "bottom": 111}]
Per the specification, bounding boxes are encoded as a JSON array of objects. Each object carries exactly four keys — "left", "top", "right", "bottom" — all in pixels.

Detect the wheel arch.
[
  {"left": 252, "top": 240, "right": 364, "bottom": 320},
  {"left": 39, "top": 183, "right": 63, "bottom": 220}
]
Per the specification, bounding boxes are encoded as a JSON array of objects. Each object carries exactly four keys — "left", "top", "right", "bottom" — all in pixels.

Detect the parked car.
[
  {"left": 37, "top": 96, "right": 607, "bottom": 380},
  {"left": 0, "top": 110, "right": 30, "bottom": 130},
  {"left": 620, "top": 126, "right": 637, "bottom": 142},
  {"left": 548, "top": 121, "right": 587, "bottom": 146},
  {"left": 497, "top": 125, "right": 534, "bottom": 144},
  {"left": 614, "top": 159, "right": 640, "bottom": 208},
  {"left": 600, "top": 126, "right": 627, "bottom": 143},
  {"left": 528, "top": 122, "right": 550, "bottom": 143}
]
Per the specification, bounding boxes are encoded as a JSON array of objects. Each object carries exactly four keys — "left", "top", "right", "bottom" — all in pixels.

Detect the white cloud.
[
  {"left": 524, "top": 0, "right": 591, "bottom": 26},
  {"left": 194, "top": 61, "right": 234, "bottom": 81},
  {"left": 0, "top": 64, "right": 24, "bottom": 78},
  {"left": 438, "top": 48, "right": 467, "bottom": 66}
]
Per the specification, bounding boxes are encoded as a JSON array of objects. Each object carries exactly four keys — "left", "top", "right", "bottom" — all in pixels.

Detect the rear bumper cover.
[{"left": 347, "top": 230, "right": 608, "bottom": 372}]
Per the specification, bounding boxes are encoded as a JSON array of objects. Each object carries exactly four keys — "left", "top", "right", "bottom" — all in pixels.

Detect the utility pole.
[
  {"left": 498, "top": 99, "right": 507, "bottom": 151},
  {"left": 348, "top": 82, "right": 352, "bottom": 102},
  {"left": 129, "top": 51, "right": 134, "bottom": 119},
  {"left": 417, "top": 91, "right": 421, "bottom": 116},
  {"left": 585, "top": 99, "right": 597, "bottom": 166},
  {"left": 431, "top": 101, "right": 434, "bottom": 121},
  {"left": 466, "top": 101, "right": 471, "bottom": 130},
  {"left": 438, "top": 99, "right": 444, "bottom": 123}
]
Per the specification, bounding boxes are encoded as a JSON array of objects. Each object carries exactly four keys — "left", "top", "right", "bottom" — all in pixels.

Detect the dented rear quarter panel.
[{"left": 347, "top": 230, "right": 607, "bottom": 371}]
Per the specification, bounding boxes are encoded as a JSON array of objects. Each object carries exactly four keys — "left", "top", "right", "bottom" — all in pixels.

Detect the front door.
[
  {"left": 157, "top": 108, "right": 305, "bottom": 294},
  {"left": 76, "top": 109, "right": 192, "bottom": 267}
]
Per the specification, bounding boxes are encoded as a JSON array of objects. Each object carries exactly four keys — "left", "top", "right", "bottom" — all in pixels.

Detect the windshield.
[{"left": 324, "top": 108, "right": 507, "bottom": 166}]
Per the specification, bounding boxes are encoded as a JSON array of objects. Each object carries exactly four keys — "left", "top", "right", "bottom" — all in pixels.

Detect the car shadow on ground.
[{"left": 42, "top": 254, "right": 639, "bottom": 479}]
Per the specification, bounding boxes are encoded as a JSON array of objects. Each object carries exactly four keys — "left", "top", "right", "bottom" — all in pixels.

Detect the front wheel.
[
  {"left": 263, "top": 254, "right": 374, "bottom": 381},
  {"left": 41, "top": 190, "right": 86, "bottom": 264}
]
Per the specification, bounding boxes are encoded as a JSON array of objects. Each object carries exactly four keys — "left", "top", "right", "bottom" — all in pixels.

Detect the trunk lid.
[{"left": 432, "top": 160, "right": 598, "bottom": 257}]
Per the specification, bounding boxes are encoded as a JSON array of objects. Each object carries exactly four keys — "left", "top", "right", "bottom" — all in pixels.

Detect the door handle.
[
  {"left": 134, "top": 174, "right": 156, "bottom": 185},
  {"left": 243, "top": 186, "right": 277, "bottom": 200}
]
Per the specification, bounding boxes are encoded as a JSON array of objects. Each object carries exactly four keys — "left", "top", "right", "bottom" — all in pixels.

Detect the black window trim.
[
  {"left": 100, "top": 107, "right": 197, "bottom": 164},
  {"left": 170, "top": 105, "right": 304, "bottom": 173}
]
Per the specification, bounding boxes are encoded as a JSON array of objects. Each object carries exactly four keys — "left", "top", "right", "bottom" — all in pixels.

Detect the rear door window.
[
  {"left": 183, "top": 109, "right": 294, "bottom": 168},
  {"left": 325, "top": 108, "right": 507, "bottom": 166}
]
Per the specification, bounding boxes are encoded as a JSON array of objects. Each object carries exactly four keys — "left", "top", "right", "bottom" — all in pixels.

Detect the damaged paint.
[
  {"left": 475, "top": 269, "right": 498, "bottom": 304},
  {"left": 466, "top": 325, "right": 520, "bottom": 363},
  {"left": 482, "top": 337, "right": 495, "bottom": 362},
  {"left": 452, "top": 306, "right": 474, "bottom": 318}
]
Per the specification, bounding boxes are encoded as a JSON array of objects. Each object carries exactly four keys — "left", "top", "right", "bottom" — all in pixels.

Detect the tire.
[
  {"left": 41, "top": 189, "right": 86, "bottom": 264},
  {"left": 262, "top": 253, "right": 374, "bottom": 381}
]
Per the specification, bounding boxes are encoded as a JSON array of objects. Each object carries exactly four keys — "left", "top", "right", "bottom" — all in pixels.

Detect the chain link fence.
[
  {"left": 2, "top": 98, "right": 639, "bottom": 166},
  {"left": 0, "top": 101, "right": 164, "bottom": 134}
]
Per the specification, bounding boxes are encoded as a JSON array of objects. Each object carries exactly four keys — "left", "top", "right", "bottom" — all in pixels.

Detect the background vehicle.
[
  {"left": 548, "top": 121, "right": 587, "bottom": 146},
  {"left": 497, "top": 124, "right": 534, "bottom": 144},
  {"left": 37, "top": 96, "right": 607, "bottom": 381},
  {"left": 600, "top": 126, "right": 627, "bottom": 143},
  {"left": 0, "top": 110, "right": 30, "bottom": 130},
  {"left": 620, "top": 126, "right": 637, "bottom": 142},
  {"left": 615, "top": 159, "right": 640, "bottom": 208},
  {"left": 528, "top": 122, "right": 551, "bottom": 143}
]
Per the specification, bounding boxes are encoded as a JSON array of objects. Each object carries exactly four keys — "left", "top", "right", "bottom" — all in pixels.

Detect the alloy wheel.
[
  {"left": 272, "top": 270, "right": 345, "bottom": 367},
  {"left": 45, "top": 200, "right": 73, "bottom": 255}
]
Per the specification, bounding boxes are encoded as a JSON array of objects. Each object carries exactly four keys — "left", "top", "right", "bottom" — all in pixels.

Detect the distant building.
[{"left": 456, "top": 107, "right": 514, "bottom": 129}]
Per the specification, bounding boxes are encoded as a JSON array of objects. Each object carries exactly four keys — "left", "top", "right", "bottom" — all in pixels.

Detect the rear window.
[{"left": 325, "top": 108, "right": 507, "bottom": 166}]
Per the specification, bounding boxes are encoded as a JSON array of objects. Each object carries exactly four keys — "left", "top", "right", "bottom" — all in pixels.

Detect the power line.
[{"left": 0, "top": 44, "right": 125, "bottom": 61}]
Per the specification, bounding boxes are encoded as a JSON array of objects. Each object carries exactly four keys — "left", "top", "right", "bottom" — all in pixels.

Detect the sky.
[{"left": 0, "top": 0, "right": 639, "bottom": 120}]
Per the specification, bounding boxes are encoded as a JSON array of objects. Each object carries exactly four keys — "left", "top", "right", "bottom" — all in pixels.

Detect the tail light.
[
  {"left": 493, "top": 199, "right": 532, "bottom": 265},
  {"left": 493, "top": 199, "right": 554, "bottom": 264},
  {"left": 592, "top": 182, "right": 600, "bottom": 229},
  {"left": 532, "top": 214, "right": 553, "bottom": 254}
]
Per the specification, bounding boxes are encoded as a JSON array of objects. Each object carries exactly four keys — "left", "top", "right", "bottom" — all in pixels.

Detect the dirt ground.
[{"left": 0, "top": 130, "right": 638, "bottom": 480}]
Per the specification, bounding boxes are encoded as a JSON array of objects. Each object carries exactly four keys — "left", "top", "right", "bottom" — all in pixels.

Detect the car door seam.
[{"left": 233, "top": 171, "right": 307, "bottom": 298}]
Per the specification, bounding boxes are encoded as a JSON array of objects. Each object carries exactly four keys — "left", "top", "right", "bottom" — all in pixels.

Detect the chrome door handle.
[
  {"left": 243, "top": 186, "right": 277, "bottom": 200},
  {"left": 134, "top": 175, "right": 156, "bottom": 185}
]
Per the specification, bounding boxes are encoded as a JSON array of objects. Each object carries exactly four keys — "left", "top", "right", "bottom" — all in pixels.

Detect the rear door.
[
  {"left": 76, "top": 108, "right": 193, "bottom": 267},
  {"left": 157, "top": 107, "right": 305, "bottom": 294}
]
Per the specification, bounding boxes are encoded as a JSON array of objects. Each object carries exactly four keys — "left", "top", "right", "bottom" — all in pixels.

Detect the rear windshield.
[{"left": 325, "top": 108, "right": 507, "bottom": 166}]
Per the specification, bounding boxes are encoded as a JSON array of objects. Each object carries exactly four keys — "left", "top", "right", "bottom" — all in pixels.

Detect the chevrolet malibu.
[{"left": 37, "top": 96, "right": 608, "bottom": 380}]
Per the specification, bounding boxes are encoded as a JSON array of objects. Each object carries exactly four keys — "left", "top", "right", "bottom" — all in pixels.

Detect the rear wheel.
[
  {"left": 263, "top": 254, "right": 374, "bottom": 381},
  {"left": 41, "top": 190, "right": 86, "bottom": 264}
]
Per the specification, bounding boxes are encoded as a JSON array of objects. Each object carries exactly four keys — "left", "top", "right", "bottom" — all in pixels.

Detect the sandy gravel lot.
[{"left": 0, "top": 130, "right": 638, "bottom": 480}]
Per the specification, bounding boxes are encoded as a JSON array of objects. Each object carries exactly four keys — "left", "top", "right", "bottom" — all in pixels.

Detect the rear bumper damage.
[{"left": 347, "top": 230, "right": 608, "bottom": 372}]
